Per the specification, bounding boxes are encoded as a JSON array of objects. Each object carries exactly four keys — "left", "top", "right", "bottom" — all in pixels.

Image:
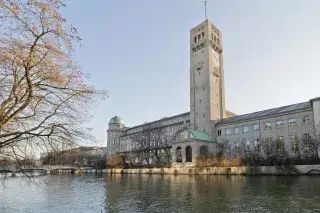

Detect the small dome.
[{"left": 109, "top": 116, "right": 124, "bottom": 125}]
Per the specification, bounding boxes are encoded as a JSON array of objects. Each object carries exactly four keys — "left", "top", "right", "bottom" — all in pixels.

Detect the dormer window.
[{"left": 177, "top": 130, "right": 194, "bottom": 140}]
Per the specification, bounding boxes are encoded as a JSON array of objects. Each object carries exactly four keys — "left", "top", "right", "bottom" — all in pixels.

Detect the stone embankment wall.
[{"left": 106, "top": 165, "right": 320, "bottom": 175}]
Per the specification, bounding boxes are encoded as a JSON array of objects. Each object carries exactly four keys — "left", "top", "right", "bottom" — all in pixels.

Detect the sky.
[{"left": 61, "top": 0, "right": 320, "bottom": 146}]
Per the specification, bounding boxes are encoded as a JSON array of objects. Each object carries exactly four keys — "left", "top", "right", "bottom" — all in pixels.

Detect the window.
[
  {"left": 288, "top": 118, "right": 297, "bottom": 126},
  {"left": 234, "top": 127, "right": 239, "bottom": 134},
  {"left": 226, "top": 142, "right": 231, "bottom": 157},
  {"left": 199, "top": 99, "right": 202, "bottom": 103},
  {"left": 203, "top": 87, "right": 205, "bottom": 90},
  {"left": 217, "top": 130, "right": 222, "bottom": 136},
  {"left": 202, "top": 32, "right": 204, "bottom": 37},
  {"left": 276, "top": 120, "right": 284, "bottom": 128},
  {"left": 253, "top": 124, "right": 259, "bottom": 131},
  {"left": 244, "top": 139, "right": 250, "bottom": 151},
  {"left": 203, "top": 114, "right": 205, "bottom": 118},
  {"left": 278, "top": 136, "right": 284, "bottom": 142},
  {"left": 225, "top": 129, "right": 231, "bottom": 135},
  {"left": 194, "top": 37, "right": 197, "bottom": 43},
  {"left": 264, "top": 122, "right": 272, "bottom": 129},
  {"left": 234, "top": 141, "right": 240, "bottom": 155},
  {"left": 195, "top": 86, "right": 198, "bottom": 90},
  {"left": 178, "top": 131, "right": 190, "bottom": 140},
  {"left": 204, "top": 129, "right": 206, "bottom": 132},
  {"left": 243, "top": 126, "right": 249, "bottom": 133},
  {"left": 303, "top": 133, "right": 311, "bottom": 140},
  {"left": 253, "top": 139, "right": 260, "bottom": 148},
  {"left": 303, "top": 116, "right": 310, "bottom": 123},
  {"left": 278, "top": 136, "right": 285, "bottom": 151},
  {"left": 211, "top": 33, "right": 213, "bottom": 40},
  {"left": 214, "top": 35, "right": 217, "bottom": 42},
  {"left": 199, "top": 72, "right": 200, "bottom": 75},
  {"left": 217, "top": 38, "right": 220, "bottom": 45},
  {"left": 290, "top": 135, "right": 299, "bottom": 153}
]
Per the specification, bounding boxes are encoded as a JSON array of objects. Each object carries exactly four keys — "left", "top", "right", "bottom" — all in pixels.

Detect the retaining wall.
[{"left": 106, "top": 165, "right": 320, "bottom": 175}]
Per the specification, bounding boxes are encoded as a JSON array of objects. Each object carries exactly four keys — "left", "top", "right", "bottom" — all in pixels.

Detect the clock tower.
[{"left": 189, "top": 19, "right": 226, "bottom": 134}]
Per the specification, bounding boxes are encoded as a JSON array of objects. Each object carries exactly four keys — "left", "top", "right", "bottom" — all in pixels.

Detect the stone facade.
[{"left": 106, "top": 19, "right": 320, "bottom": 164}]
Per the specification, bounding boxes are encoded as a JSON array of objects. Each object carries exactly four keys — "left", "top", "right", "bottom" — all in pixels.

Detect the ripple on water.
[{"left": 1, "top": 175, "right": 320, "bottom": 213}]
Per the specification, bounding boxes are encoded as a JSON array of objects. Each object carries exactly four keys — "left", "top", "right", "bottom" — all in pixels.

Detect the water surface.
[{"left": 1, "top": 174, "right": 320, "bottom": 213}]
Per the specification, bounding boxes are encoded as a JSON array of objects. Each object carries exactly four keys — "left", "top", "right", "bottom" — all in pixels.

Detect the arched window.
[
  {"left": 186, "top": 146, "right": 192, "bottom": 162},
  {"left": 200, "top": 145, "right": 209, "bottom": 157},
  {"left": 176, "top": 130, "right": 194, "bottom": 141},
  {"left": 176, "top": 147, "right": 182, "bottom": 163}
]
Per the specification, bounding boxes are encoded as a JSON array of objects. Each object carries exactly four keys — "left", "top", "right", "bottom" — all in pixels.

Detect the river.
[{"left": 1, "top": 174, "right": 320, "bottom": 213}]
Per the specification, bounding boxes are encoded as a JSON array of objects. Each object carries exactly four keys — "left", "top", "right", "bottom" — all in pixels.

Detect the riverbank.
[
  {"left": 3, "top": 165, "right": 320, "bottom": 177},
  {"left": 107, "top": 164, "right": 320, "bottom": 175}
]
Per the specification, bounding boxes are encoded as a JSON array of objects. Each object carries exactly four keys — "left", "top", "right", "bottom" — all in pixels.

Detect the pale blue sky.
[{"left": 61, "top": 0, "right": 320, "bottom": 145}]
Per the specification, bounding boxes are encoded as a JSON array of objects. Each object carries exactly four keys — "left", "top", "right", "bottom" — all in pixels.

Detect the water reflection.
[
  {"left": 1, "top": 174, "right": 320, "bottom": 213},
  {"left": 106, "top": 175, "right": 320, "bottom": 213}
]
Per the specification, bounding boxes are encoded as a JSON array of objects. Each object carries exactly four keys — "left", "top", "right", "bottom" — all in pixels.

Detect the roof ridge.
[{"left": 217, "top": 101, "right": 312, "bottom": 126}]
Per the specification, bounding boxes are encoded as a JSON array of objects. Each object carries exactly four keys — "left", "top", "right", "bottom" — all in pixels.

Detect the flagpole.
[{"left": 205, "top": 1, "right": 207, "bottom": 19}]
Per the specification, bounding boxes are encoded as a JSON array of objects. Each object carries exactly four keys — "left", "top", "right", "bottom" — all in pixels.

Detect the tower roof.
[{"left": 109, "top": 116, "right": 124, "bottom": 125}]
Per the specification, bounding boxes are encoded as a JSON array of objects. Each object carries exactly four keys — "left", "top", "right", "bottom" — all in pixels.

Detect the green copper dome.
[{"left": 109, "top": 116, "right": 124, "bottom": 125}]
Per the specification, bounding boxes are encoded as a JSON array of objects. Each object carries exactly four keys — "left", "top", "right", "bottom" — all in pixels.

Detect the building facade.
[{"left": 107, "top": 19, "right": 320, "bottom": 165}]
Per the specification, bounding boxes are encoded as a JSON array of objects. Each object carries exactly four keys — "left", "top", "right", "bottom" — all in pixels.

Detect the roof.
[
  {"left": 109, "top": 116, "right": 124, "bottom": 125},
  {"left": 174, "top": 128, "right": 215, "bottom": 143},
  {"left": 125, "top": 112, "right": 190, "bottom": 131},
  {"left": 216, "top": 101, "right": 312, "bottom": 126},
  {"left": 188, "top": 129, "right": 214, "bottom": 142},
  {"left": 310, "top": 97, "right": 320, "bottom": 102}
]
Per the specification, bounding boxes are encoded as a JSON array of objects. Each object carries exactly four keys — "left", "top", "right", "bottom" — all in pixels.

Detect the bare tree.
[
  {"left": 131, "top": 130, "right": 151, "bottom": 165},
  {"left": 0, "top": 0, "right": 105, "bottom": 173},
  {"left": 150, "top": 123, "right": 171, "bottom": 164},
  {"left": 301, "top": 135, "right": 320, "bottom": 160},
  {"left": 260, "top": 138, "right": 290, "bottom": 166},
  {"left": 130, "top": 122, "right": 170, "bottom": 166}
]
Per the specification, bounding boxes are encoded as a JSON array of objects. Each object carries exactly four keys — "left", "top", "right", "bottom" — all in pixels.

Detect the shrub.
[
  {"left": 106, "top": 155, "right": 125, "bottom": 169},
  {"left": 195, "top": 155, "right": 244, "bottom": 167}
]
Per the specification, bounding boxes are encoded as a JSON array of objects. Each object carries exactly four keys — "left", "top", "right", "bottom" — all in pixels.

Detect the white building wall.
[
  {"left": 311, "top": 98, "right": 320, "bottom": 140},
  {"left": 215, "top": 110, "right": 315, "bottom": 156}
]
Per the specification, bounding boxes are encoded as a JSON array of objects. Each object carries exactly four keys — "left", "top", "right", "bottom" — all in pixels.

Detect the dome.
[{"left": 108, "top": 116, "right": 124, "bottom": 125}]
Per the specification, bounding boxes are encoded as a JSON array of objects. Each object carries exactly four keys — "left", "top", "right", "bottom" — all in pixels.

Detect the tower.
[
  {"left": 107, "top": 116, "right": 125, "bottom": 155},
  {"left": 189, "top": 19, "right": 226, "bottom": 134}
]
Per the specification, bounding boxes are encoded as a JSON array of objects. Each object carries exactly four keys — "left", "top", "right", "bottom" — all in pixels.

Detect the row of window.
[
  {"left": 126, "top": 116, "right": 188, "bottom": 134},
  {"left": 194, "top": 32, "right": 205, "bottom": 43},
  {"left": 225, "top": 133, "right": 311, "bottom": 154},
  {"left": 211, "top": 33, "right": 220, "bottom": 46},
  {"left": 120, "top": 125, "right": 184, "bottom": 142},
  {"left": 218, "top": 116, "right": 311, "bottom": 136},
  {"left": 193, "top": 31, "right": 220, "bottom": 45}
]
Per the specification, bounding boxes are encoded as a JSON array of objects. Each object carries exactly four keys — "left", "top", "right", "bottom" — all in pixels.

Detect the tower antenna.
[{"left": 204, "top": 1, "right": 207, "bottom": 19}]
